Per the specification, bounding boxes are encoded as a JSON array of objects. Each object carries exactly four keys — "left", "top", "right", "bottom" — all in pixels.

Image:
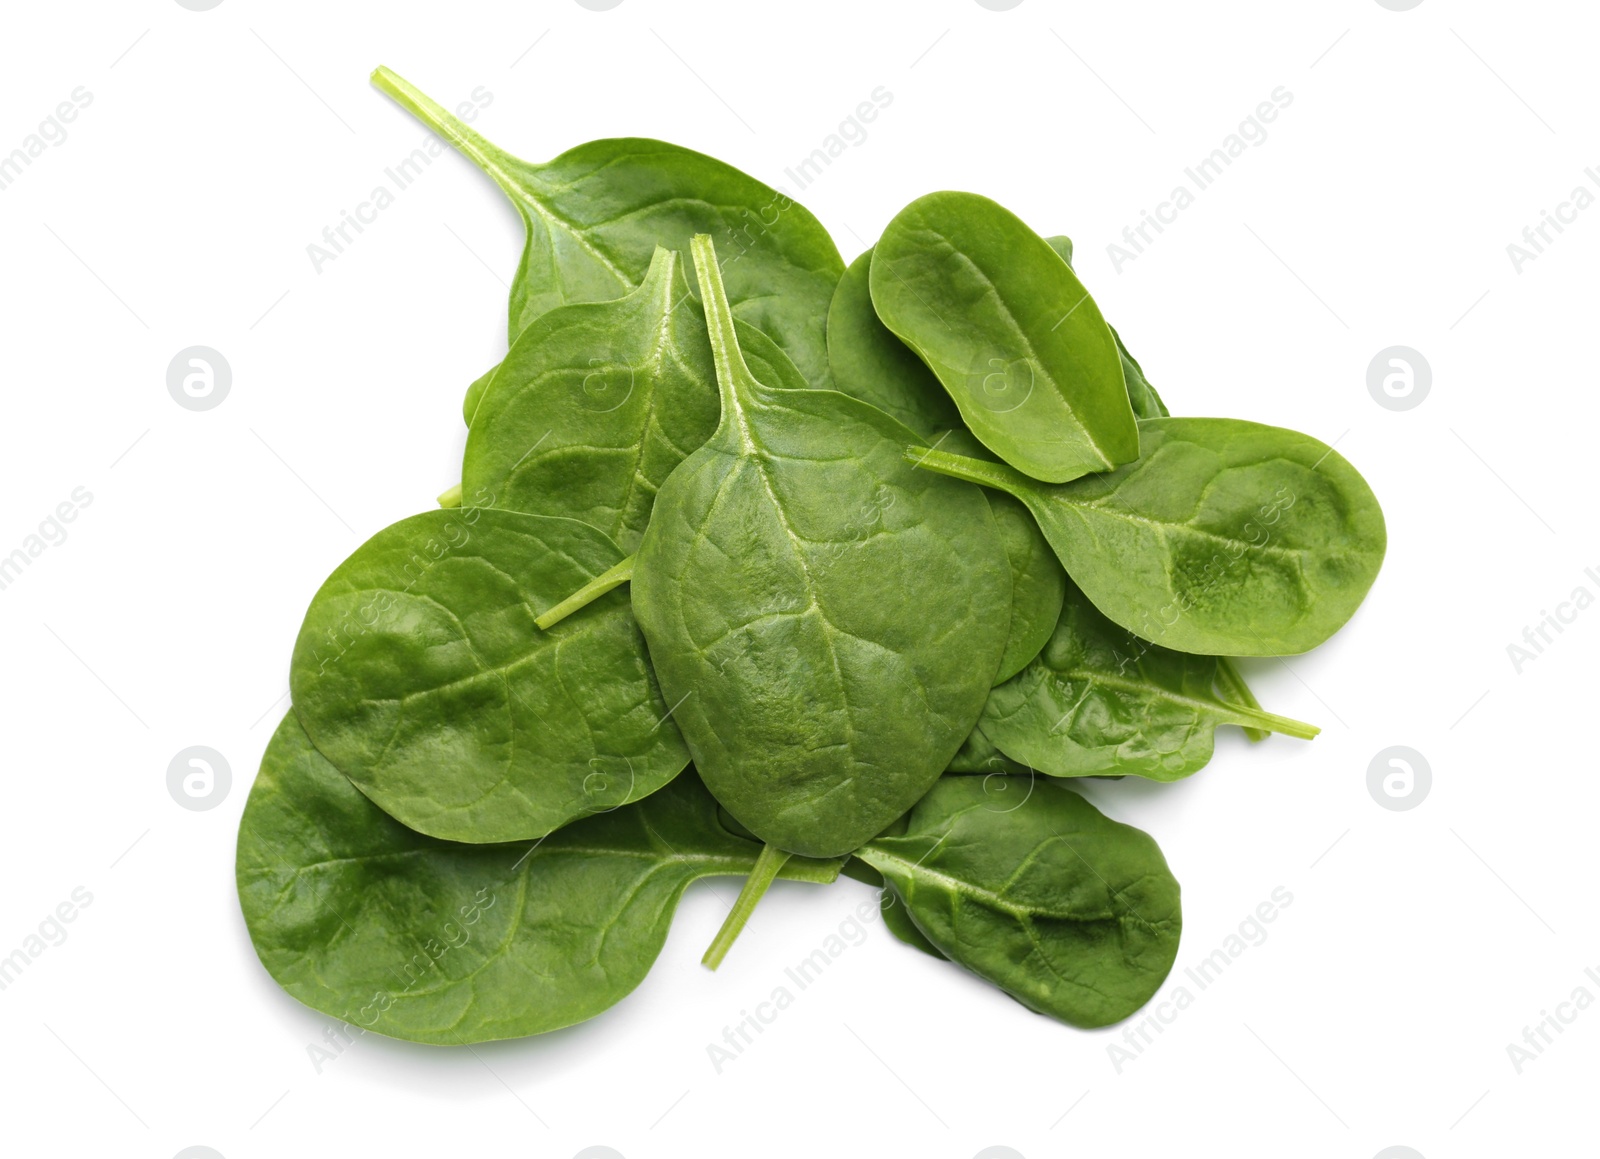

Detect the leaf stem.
[
  {"left": 703, "top": 843, "right": 790, "bottom": 970},
  {"left": 370, "top": 66, "right": 523, "bottom": 201},
  {"left": 534, "top": 555, "right": 636, "bottom": 630},
  {"left": 436, "top": 482, "right": 463, "bottom": 509},
  {"left": 1215, "top": 657, "right": 1266, "bottom": 742},
  {"left": 903, "top": 445, "right": 1030, "bottom": 499},
  {"left": 1227, "top": 703, "right": 1320, "bottom": 741}
]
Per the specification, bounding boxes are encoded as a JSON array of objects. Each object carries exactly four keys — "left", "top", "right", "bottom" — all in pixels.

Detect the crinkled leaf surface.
[
  {"left": 373, "top": 67, "right": 843, "bottom": 387},
  {"left": 909, "top": 417, "right": 1386, "bottom": 655},
  {"left": 290, "top": 508, "right": 689, "bottom": 843},
  {"left": 463, "top": 247, "right": 808, "bottom": 550},
  {"left": 237, "top": 715, "right": 838, "bottom": 1044},
  {"left": 980, "top": 580, "right": 1318, "bottom": 781},
  {"left": 631, "top": 236, "right": 1012, "bottom": 859},
  {"left": 857, "top": 776, "right": 1181, "bottom": 1028},
  {"left": 870, "top": 193, "right": 1138, "bottom": 483},
  {"left": 947, "top": 721, "right": 1034, "bottom": 776}
]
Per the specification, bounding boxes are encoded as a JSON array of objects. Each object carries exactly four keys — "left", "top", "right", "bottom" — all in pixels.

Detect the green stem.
[
  {"left": 903, "top": 445, "right": 1030, "bottom": 499},
  {"left": 1227, "top": 702, "right": 1320, "bottom": 741},
  {"left": 436, "top": 482, "right": 463, "bottom": 509},
  {"left": 1215, "top": 657, "right": 1266, "bottom": 742},
  {"left": 689, "top": 234, "right": 762, "bottom": 420},
  {"left": 370, "top": 66, "right": 523, "bottom": 200},
  {"left": 534, "top": 555, "right": 635, "bottom": 630},
  {"left": 703, "top": 843, "right": 790, "bottom": 970}
]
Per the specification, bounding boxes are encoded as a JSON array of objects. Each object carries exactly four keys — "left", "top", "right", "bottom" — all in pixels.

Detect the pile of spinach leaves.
[{"left": 237, "top": 70, "right": 1386, "bottom": 1045}]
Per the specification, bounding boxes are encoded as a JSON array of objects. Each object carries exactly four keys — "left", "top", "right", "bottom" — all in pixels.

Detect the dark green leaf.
[
  {"left": 870, "top": 192, "right": 1138, "bottom": 483},
  {"left": 980, "top": 579, "right": 1318, "bottom": 781},
  {"left": 290, "top": 508, "right": 689, "bottom": 842},
  {"left": 908, "top": 417, "right": 1386, "bottom": 655},
  {"left": 1045, "top": 235, "right": 1167, "bottom": 420},
  {"left": 632, "top": 236, "right": 1012, "bottom": 859},
  {"left": 857, "top": 776, "right": 1181, "bottom": 1028},
  {"left": 237, "top": 715, "right": 839, "bottom": 1044},
  {"left": 373, "top": 67, "right": 843, "bottom": 386}
]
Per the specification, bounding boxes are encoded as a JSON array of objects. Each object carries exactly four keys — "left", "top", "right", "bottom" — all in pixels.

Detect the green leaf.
[
  {"left": 857, "top": 776, "right": 1181, "bottom": 1028},
  {"left": 631, "top": 235, "right": 1013, "bottom": 859},
  {"left": 237, "top": 715, "right": 839, "bottom": 1045},
  {"left": 461, "top": 363, "right": 498, "bottom": 427},
  {"left": 986, "top": 489, "right": 1067, "bottom": 683},
  {"left": 463, "top": 247, "right": 811, "bottom": 551},
  {"left": 870, "top": 193, "right": 1139, "bottom": 483},
  {"left": 907, "top": 417, "right": 1387, "bottom": 656},
  {"left": 946, "top": 722, "right": 1034, "bottom": 776},
  {"left": 1045, "top": 235, "right": 1168, "bottom": 420},
  {"left": 980, "top": 580, "right": 1319, "bottom": 781},
  {"left": 880, "top": 884, "right": 946, "bottom": 959},
  {"left": 290, "top": 508, "right": 689, "bottom": 843},
  {"left": 826, "top": 246, "right": 963, "bottom": 438},
  {"left": 372, "top": 67, "right": 843, "bottom": 387}
]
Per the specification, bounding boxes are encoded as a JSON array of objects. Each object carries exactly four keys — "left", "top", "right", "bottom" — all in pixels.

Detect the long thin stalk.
[{"left": 702, "top": 843, "right": 790, "bottom": 970}]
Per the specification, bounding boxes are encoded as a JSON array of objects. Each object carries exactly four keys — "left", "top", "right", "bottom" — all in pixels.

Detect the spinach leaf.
[
  {"left": 631, "top": 235, "right": 1013, "bottom": 861},
  {"left": 372, "top": 67, "right": 844, "bottom": 386},
  {"left": 907, "top": 417, "right": 1387, "bottom": 656},
  {"left": 826, "top": 251, "right": 1063, "bottom": 682},
  {"left": 463, "top": 246, "right": 813, "bottom": 552},
  {"left": 856, "top": 775, "right": 1181, "bottom": 1028},
  {"left": 237, "top": 714, "right": 839, "bottom": 1045},
  {"left": 461, "top": 363, "right": 498, "bottom": 427},
  {"left": 461, "top": 247, "right": 718, "bottom": 552},
  {"left": 1045, "top": 235, "right": 1167, "bottom": 420},
  {"left": 947, "top": 722, "right": 1033, "bottom": 776},
  {"left": 870, "top": 192, "right": 1139, "bottom": 483},
  {"left": 987, "top": 489, "right": 1068, "bottom": 684},
  {"left": 290, "top": 508, "right": 690, "bottom": 843},
  {"left": 980, "top": 579, "right": 1318, "bottom": 781},
  {"left": 1215, "top": 656, "right": 1268, "bottom": 742},
  {"left": 880, "top": 884, "right": 946, "bottom": 959},
  {"left": 826, "top": 246, "right": 963, "bottom": 436}
]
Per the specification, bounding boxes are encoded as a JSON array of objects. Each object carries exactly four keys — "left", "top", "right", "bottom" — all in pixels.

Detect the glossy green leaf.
[
  {"left": 857, "top": 776, "right": 1181, "bottom": 1028},
  {"left": 373, "top": 67, "right": 843, "bottom": 387},
  {"left": 462, "top": 247, "right": 812, "bottom": 551},
  {"left": 631, "top": 235, "right": 1012, "bottom": 859},
  {"left": 1045, "top": 235, "right": 1168, "bottom": 421},
  {"left": 987, "top": 489, "right": 1067, "bottom": 683},
  {"left": 880, "top": 884, "right": 945, "bottom": 959},
  {"left": 870, "top": 192, "right": 1139, "bottom": 483},
  {"left": 462, "top": 363, "right": 498, "bottom": 427},
  {"left": 826, "top": 246, "right": 962, "bottom": 437},
  {"left": 237, "top": 715, "right": 839, "bottom": 1045},
  {"left": 980, "top": 580, "right": 1318, "bottom": 781},
  {"left": 947, "top": 722, "right": 1033, "bottom": 776},
  {"left": 908, "top": 417, "right": 1387, "bottom": 656},
  {"left": 290, "top": 508, "right": 690, "bottom": 843}
]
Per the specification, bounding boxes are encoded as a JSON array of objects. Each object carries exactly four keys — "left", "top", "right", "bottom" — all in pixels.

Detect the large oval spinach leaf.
[
  {"left": 980, "top": 579, "right": 1318, "bottom": 780},
  {"left": 290, "top": 508, "right": 689, "bottom": 843},
  {"left": 631, "top": 235, "right": 1012, "bottom": 860},
  {"left": 908, "top": 417, "right": 1387, "bottom": 655},
  {"left": 373, "top": 68, "right": 843, "bottom": 386},
  {"left": 870, "top": 192, "right": 1139, "bottom": 483},
  {"left": 856, "top": 776, "right": 1181, "bottom": 1028},
  {"left": 237, "top": 714, "right": 839, "bottom": 1044}
]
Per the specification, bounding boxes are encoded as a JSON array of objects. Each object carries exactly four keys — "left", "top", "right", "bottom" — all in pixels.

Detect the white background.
[{"left": 1, "top": 1, "right": 1594, "bottom": 1156}]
